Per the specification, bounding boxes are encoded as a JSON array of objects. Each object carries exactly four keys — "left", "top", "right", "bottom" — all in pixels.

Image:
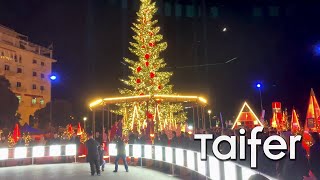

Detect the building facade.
[{"left": 0, "top": 25, "right": 56, "bottom": 125}]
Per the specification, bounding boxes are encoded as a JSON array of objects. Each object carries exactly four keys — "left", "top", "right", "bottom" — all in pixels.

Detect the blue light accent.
[
  {"left": 256, "top": 83, "right": 261, "bottom": 88},
  {"left": 314, "top": 43, "right": 320, "bottom": 56},
  {"left": 50, "top": 75, "right": 57, "bottom": 81}
]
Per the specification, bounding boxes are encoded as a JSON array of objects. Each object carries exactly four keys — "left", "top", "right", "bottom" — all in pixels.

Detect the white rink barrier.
[
  {"left": 0, "top": 144, "right": 77, "bottom": 164},
  {"left": 109, "top": 144, "right": 276, "bottom": 180}
]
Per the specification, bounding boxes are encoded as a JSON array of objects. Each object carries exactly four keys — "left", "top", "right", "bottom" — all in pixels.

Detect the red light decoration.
[
  {"left": 145, "top": 53, "right": 150, "bottom": 59},
  {"left": 136, "top": 79, "right": 141, "bottom": 83},
  {"left": 158, "top": 85, "right": 162, "bottom": 89},
  {"left": 142, "top": 45, "right": 146, "bottom": 49},
  {"left": 145, "top": 61, "right": 149, "bottom": 67},
  {"left": 149, "top": 42, "right": 154, "bottom": 47},
  {"left": 137, "top": 66, "right": 142, "bottom": 72},
  {"left": 150, "top": 72, "right": 155, "bottom": 78}
]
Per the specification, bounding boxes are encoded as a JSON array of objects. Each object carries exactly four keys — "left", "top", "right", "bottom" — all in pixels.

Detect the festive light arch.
[{"left": 89, "top": 95, "right": 207, "bottom": 109}]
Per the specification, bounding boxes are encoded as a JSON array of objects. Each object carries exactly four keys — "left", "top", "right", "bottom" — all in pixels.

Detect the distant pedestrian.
[
  {"left": 86, "top": 132, "right": 101, "bottom": 176},
  {"left": 113, "top": 136, "right": 128, "bottom": 172},
  {"left": 98, "top": 145, "right": 106, "bottom": 172}
]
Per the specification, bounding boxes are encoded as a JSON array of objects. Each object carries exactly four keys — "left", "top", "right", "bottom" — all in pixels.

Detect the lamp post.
[
  {"left": 49, "top": 75, "right": 57, "bottom": 130},
  {"left": 256, "top": 83, "right": 263, "bottom": 111},
  {"left": 208, "top": 110, "right": 212, "bottom": 128},
  {"left": 83, "top": 117, "right": 87, "bottom": 131}
]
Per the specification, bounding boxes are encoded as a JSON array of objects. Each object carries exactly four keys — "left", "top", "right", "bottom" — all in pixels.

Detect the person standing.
[
  {"left": 113, "top": 136, "right": 128, "bottom": 172},
  {"left": 86, "top": 132, "right": 101, "bottom": 176},
  {"left": 98, "top": 145, "right": 106, "bottom": 172}
]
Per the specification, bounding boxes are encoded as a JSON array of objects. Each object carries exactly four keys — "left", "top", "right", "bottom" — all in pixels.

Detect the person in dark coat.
[
  {"left": 113, "top": 136, "right": 128, "bottom": 172},
  {"left": 309, "top": 132, "right": 320, "bottom": 179},
  {"left": 170, "top": 131, "right": 179, "bottom": 147},
  {"left": 86, "top": 132, "right": 101, "bottom": 176}
]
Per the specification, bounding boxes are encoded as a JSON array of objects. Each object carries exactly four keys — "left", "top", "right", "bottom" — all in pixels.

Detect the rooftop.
[{"left": 0, "top": 25, "right": 53, "bottom": 58}]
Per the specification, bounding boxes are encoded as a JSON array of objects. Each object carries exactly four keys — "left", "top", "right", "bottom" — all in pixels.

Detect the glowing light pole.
[
  {"left": 208, "top": 110, "right": 212, "bottom": 128},
  {"left": 49, "top": 75, "right": 57, "bottom": 129},
  {"left": 256, "top": 83, "right": 263, "bottom": 111},
  {"left": 83, "top": 117, "right": 87, "bottom": 131}
]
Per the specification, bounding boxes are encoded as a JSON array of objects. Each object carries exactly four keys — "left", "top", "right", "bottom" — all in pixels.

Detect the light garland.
[
  {"left": 7, "top": 132, "right": 16, "bottom": 147},
  {"left": 80, "top": 130, "right": 88, "bottom": 144},
  {"left": 22, "top": 132, "right": 32, "bottom": 146}
]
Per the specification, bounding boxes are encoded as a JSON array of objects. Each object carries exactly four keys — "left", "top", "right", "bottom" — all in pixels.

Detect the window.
[
  {"left": 121, "top": 0, "right": 127, "bottom": 9},
  {"left": 32, "top": 98, "right": 37, "bottom": 105},
  {"left": 14, "top": 55, "right": 17, "bottom": 60},
  {"left": 33, "top": 72, "right": 37, "bottom": 77},
  {"left": 16, "top": 95, "right": 21, "bottom": 103},
  {"left": 4, "top": 65, "right": 10, "bottom": 71},
  {"left": 33, "top": 59, "right": 37, "bottom": 64},
  {"left": 1, "top": 51, "right": 4, "bottom": 56},
  {"left": 210, "top": 7, "right": 219, "bottom": 18},
  {"left": 269, "top": 6, "right": 279, "bottom": 17},
  {"left": 253, "top": 7, "right": 262, "bottom": 17},
  {"left": 19, "top": 56, "right": 22, "bottom": 63},
  {"left": 186, "top": 5, "right": 194, "bottom": 17},
  {"left": 17, "top": 68, "right": 22, "bottom": 73},
  {"left": 41, "top": 62, "right": 45, "bottom": 66},
  {"left": 41, "top": 73, "right": 45, "bottom": 79},
  {"left": 175, "top": 3, "right": 182, "bottom": 17},
  {"left": 164, "top": 2, "right": 172, "bottom": 16},
  {"left": 40, "top": 98, "right": 44, "bottom": 105},
  {"left": 40, "top": 86, "right": 45, "bottom": 91},
  {"left": 16, "top": 82, "right": 21, "bottom": 88},
  {"left": 32, "top": 84, "right": 37, "bottom": 90}
]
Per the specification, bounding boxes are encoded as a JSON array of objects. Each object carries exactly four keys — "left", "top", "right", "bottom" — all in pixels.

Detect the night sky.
[{"left": 1, "top": 0, "right": 320, "bottom": 121}]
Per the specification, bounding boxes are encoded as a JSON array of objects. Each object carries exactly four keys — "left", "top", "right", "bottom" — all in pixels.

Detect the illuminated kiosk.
[
  {"left": 231, "top": 102, "right": 263, "bottom": 129},
  {"left": 89, "top": 95, "right": 208, "bottom": 135}
]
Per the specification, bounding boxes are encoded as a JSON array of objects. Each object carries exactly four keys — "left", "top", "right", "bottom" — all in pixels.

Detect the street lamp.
[
  {"left": 208, "top": 110, "right": 212, "bottom": 128},
  {"left": 256, "top": 83, "right": 263, "bottom": 111},
  {"left": 49, "top": 74, "right": 57, "bottom": 130},
  {"left": 83, "top": 117, "right": 87, "bottom": 131}
]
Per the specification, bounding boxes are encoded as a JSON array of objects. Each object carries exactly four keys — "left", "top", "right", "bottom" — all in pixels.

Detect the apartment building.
[{"left": 0, "top": 25, "right": 56, "bottom": 125}]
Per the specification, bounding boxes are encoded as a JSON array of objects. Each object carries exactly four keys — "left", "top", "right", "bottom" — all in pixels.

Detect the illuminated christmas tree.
[{"left": 118, "top": 0, "right": 186, "bottom": 134}]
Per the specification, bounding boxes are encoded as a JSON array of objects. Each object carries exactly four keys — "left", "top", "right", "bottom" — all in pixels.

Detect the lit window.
[
  {"left": 40, "top": 99, "right": 44, "bottom": 105},
  {"left": 32, "top": 84, "right": 37, "bottom": 90},
  {"left": 16, "top": 95, "right": 21, "bottom": 103},
  {"left": 4, "top": 65, "right": 10, "bottom": 71},
  {"left": 32, "top": 98, "right": 37, "bottom": 105},
  {"left": 41, "top": 74, "right": 45, "bottom": 79},
  {"left": 17, "top": 68, "right": 22, "bottom": 73},
  {"left": 33, "top": 59, "right": 37, "bottom": 64},
  {"left": 16, "top": 82, "right": 21, "bottom": 87},
  {"left": 40, "top": 86, "right": 45, "bottom": 91},
  {"left": 33, "top": 72, "right": 37, "bottom": 77},
  {"left": 41, "top": 62, "right": 45, "bottom": 66}
]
